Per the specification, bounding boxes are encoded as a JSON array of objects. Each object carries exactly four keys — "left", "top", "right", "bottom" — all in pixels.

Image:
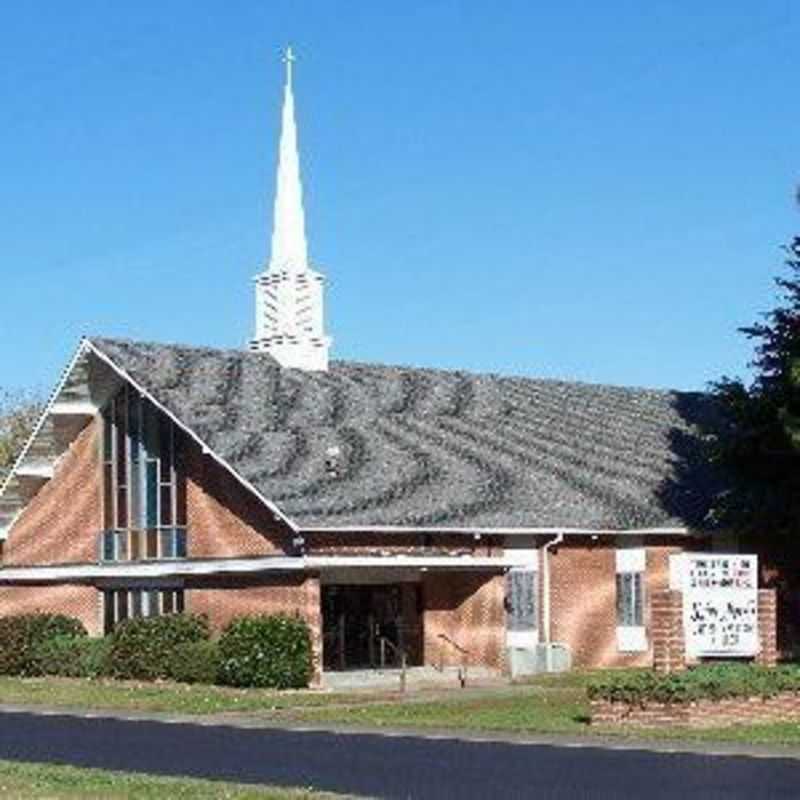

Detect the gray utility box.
[{"left": 507, "top": 643, "right": 572, "bottom": 678}]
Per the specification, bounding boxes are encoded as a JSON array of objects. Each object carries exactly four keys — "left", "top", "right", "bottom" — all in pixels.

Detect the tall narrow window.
[
  {"left": 615, "top": 547, "right": 647, "bottom": 652},
  {"left": 100, "top": 385, "right": 187, "bottom": 562},
  {"left": 615, "top": 572, "right": 644, "bottom": 627}
]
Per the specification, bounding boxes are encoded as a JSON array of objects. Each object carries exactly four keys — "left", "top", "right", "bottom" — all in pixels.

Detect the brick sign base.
[{"left": 591, "top": 692, "right": 800, "bottom": 729}]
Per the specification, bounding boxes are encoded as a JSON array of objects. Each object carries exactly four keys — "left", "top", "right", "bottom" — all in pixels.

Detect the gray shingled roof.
[{"left": 88, "top": 337, "right": 724, "bottom": 531}]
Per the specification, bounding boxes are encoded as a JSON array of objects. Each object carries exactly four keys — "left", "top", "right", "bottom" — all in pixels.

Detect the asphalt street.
[{"left": 0, "top": 711, "right": 798, "bottom": 798}]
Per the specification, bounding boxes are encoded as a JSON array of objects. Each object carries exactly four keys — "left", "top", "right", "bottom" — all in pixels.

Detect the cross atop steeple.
[{"left": 249, "top": 47, "right": 331, "bottom": 371}]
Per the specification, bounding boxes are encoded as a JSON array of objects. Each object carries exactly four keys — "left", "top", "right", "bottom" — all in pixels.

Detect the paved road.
[{"left": 0, "top": 711, "right": 798, "bottom": 798}]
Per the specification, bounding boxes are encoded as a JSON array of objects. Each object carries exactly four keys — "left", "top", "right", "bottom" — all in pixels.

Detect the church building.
[{"left": 0, "top": 50, "right": 722, "bottom": 681}]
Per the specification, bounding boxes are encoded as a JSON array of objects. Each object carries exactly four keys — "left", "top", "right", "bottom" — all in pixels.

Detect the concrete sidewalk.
[{"left": 1, "top": 701, "right": 799, "bottom": 762}]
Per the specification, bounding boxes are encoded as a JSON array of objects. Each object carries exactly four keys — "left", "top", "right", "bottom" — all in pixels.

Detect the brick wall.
[
  {"left": 547, "top": 543, "right": 680, "bottom": 669},
  {"left": 422, "top": 572, "right": 506, "bottom": 672},
  {"left": 651, "top": 590, "right": 685, "bottom": 673},
  {"left": 592, "top": 692, "right": 800, "bottom": 729},
  {"left": 757, "top": 588, "right": 778, "bottom": 667},
  {"left": 5, "top": 420, "right": 101, "bottom": 567},
  {"left": 0, "top": 585, "right": 99, "bottom": 635},
  {"left": 186, "top": 443, "right": 292, "bottom": 558},
  {"left": 186, "top": 574, "right": 322, "bottom": 681}
]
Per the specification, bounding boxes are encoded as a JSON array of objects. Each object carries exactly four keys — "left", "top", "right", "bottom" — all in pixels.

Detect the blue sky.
[{"left": 1, "top": 1, "right": 797, "bottom": 393}]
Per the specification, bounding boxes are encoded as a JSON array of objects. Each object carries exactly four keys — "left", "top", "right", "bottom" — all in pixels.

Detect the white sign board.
[{"left": 682, "top": 554, "right": 758, "bottom": 658}]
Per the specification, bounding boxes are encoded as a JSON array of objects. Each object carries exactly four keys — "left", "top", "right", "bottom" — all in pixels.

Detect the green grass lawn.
[
  {"left": 0, "top": 759, "right": 345, "bottom": 799},
  {"left": 2, "top": 673, "right": 800, "bottom": 749},
  {"left": 0, "top": 676, "right": 390, "bottom": 716}
]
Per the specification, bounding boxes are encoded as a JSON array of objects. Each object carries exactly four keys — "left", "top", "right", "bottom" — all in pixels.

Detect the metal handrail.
[
  {"left": 437, "top": 633, "right": 471, "bottom": 687},
  {"left": 377, "top": 636, "right": 408, "bottom": 692}
]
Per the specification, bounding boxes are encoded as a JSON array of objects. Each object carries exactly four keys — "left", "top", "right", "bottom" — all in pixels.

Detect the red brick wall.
[
  {"left": 422, "top": 572, "right": 506, "bottom": 672},
  {"left": 548, "top": 542, "right": 681, "bottom": 669},
  {"left": 186, "top": 444, "right": 292, "bottom": 559},
  {"left": 651, "top": 590, "right": 685, "bottom": 673},
  {"left": 186, "top": 574, "right": 322, "bottom": 681},
  {"left": 6, "top": 420, "right": 101, "bottom": 567},
  {"left": 0, "top": 585, "right": 99, "bottom": 635},
  {"left": 592, "top": 692, "right": 800, "bottom": 729},
  {"left": 756, "top": 588, "right": 778, "bottom": 667}
]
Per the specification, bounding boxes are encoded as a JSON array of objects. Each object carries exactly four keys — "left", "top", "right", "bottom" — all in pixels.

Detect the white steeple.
[{"left": 250, "top": 46, "right": 331, "bottom": 371}]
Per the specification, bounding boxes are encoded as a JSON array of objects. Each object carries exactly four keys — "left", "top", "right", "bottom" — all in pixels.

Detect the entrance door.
[{"left": 322, "top": 584, "right": 419, "bottom": 670}]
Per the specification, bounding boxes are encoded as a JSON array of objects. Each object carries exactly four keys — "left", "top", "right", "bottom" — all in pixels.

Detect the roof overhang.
[
  {"left": 301, "top": 525, "right": 695, "bottom": 537},
  {"left": 0, "top": 553, "right": 524, "bottom": 584}
]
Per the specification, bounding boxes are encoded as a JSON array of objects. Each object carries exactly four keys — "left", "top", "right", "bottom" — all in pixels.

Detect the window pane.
[
  {"left": 129, "top": 530, "right": 141, "bottom": 561},
  {"left": 175, "top": 589, "right": 185, "bottom": 613},
  {"left": 115, "top": 531, "right": 129, "bottom": 561},
  {"left": 147, "top": 590, "right": 160, "bottom": 617},
  {"left": 116, "top": 487, "right": 128, "bottom": 529},
  {"left": 160, "top": 485, "right": 173, "bottom": 526},
  {"left": 146, "top": 462, "right": 158, "bottom": 527},
  {"left": 104, "top": 591, "right": 115, "bottom": 634},
  {"left": 115, "top": 393, "right": 127, "bottom": 485},
  {"left": 117, "top": 591, "right": 129, "bottom": 622},
  {"left": 102, "top": 531, "right": 115, "bottom": 562},
  {"left": 159, "top": 416, "right": 173, "bottom": 475},
  {"left": 162, "top": 590, "right": 175, "bottom": 614},
  {"left": 633, "top": 574, "right": 644, "bottom": 626},
  {"left": 146, "top": 529, "right": 159, "bottom": 559},
  {"left": 103, "top": 464, "right": 114, "bottom": 530},
  {"left": 131, "top": 589, "right": 142, "bottom": 618},
  {"left": 175, "top": 528, "right": 187, "bottom": 559},
  {"left": 160, "top": 529, "right": 175, "bottom": 559},
  {"left": 144, "top": 401, "right": 159, "bottom": 460},
  {"left": 102, "top": 407, "right": 113, "bottom": 462},
  {"left": 130, "top": 460, "right": 142, "bottom": 528},
  {"left": 128, "top": 392, "right": 141, "bottom": 462}
]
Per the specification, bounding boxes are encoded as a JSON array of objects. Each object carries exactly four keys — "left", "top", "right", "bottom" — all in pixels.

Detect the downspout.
[{"left": 541, "top": 532, "right": 564, "bottom": 671}]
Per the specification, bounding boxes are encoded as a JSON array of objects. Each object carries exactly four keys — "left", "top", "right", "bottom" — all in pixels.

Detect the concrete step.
[{"left": 321, "top": 665, "right": 505, "bottom": 691}]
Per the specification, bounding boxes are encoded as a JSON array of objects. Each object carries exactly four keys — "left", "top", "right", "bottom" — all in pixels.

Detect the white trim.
[
  {"left": 16, "top": 464, "right": 55, "bottom": 480},
  {"left": 615, "top": 548, "right": 646, "bottom": 573},
  {"left": 617, "top": 625, "right": 647, "bottom": 652},
  {"left": 0, "top": 340, "right": 91, "bottom": 525},
  {"left": 84, "top": 339, "right": 299, "bottom": 533},
  {"left": 50, "top": 400, "right": 98, "bottom": 416},
  {"left": 0, "top": 552, "right": 521, "bottom": 583},
  {"left": 303, "top": 525, "right": 692, "bottom": 537},
  {"left": 0, "top": 557, "right": 305, "bottom": 582},
  {"left": 306, "top": 555, "right": 521, "bottom": 570}
]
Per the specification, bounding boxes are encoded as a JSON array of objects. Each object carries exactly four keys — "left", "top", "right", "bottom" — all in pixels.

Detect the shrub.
[
  {"left": 107, "top": 614, "right": 210, "bottom": 680},
  {"left": 30, "top": 635, "right": 111, "bottom": 679},
  {"left": 217, "top": 614, "right": 313, "bottom": 689},
  {"left": 587, "top": 664, "right": 800, "bottom": 706},
  {"left": 167, "top": 640, "right": 221, "bottom": 685},
  {"left": 0, "top": 614, "right": 87, "bottom": 676}
]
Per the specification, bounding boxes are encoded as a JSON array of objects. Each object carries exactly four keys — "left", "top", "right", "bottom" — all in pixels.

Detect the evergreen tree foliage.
[{"left": 710, "top": 235, "right": 800, "bottom": 535}]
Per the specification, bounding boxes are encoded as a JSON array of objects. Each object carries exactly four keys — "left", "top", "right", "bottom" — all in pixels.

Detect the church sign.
[{"left": 681, "top": 554, "right": 759, "bottom": 658}]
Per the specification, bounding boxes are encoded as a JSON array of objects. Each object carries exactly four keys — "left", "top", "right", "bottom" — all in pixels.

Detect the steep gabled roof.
[{"left": 80, "top": 336, "right": 724, "bottom": 532}]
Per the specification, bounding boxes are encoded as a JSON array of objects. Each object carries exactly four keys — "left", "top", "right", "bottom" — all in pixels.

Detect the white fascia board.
[
  {"left": 85, "top": 339, "right": 299, "bottom": 533},
  {"left": 50, "top": 400, "right": 98, "bottom": 416},
  {"left": 303, "top": 525, "right": 692, "bottom": 537},
  {"left": 0, "top": 340, "right": 91, "bottom": 512},
  {"left": 306, "top": 554, "right": 526, "bottom": 570},
  {"left": 0, "top": 557, "right": 305, "bottom": 583},
  {"left": 16, "top": 464, "right": 55, "bottom": 480}
]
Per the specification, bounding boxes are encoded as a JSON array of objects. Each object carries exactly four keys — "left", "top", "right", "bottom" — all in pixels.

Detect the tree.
[
  {"left": 0, "top": 390, "right": 42, "bottom": 481},
  {"left": 709, "top": 232, "right": 800, "bottom": 536}
]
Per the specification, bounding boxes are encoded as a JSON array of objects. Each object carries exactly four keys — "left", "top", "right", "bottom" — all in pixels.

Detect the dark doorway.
[{"left": 322, "top": 584, "right": 422, "bottom": 671}]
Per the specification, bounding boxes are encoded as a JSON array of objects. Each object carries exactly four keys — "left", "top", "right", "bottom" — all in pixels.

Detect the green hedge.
[
  {"left": 217, "top": 615, "right": 313, "bottom": 689},
  {"left": 30, "top": 636, "right": 111, "bottom": 679},
  {"left": 167, "top": 640, "right": 221, "bottom": 685},
  {"left": 107, "top": 614, "right": 211, "bottom": 681},
  {"left": 0, "top": 614, "right": 87, "bottom": 676},
  {"left": 587, "top": 664, "right": 800, "bottom": 705}
]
